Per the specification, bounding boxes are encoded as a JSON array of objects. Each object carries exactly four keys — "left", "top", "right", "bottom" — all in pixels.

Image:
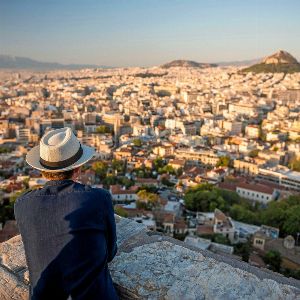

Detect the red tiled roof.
[
  {"left": 237, "top": 182, "right": 274, "bottom": 195},
  {"left": 110, "top": 184, "right": 138, "bottom": 195},
  {"left": 196, "top": 225, "right": 214, "bottom": 235}
]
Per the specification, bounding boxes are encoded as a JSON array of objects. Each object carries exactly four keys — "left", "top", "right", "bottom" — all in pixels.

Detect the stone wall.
[{"left": 1, "top": 215, "right": 300, "bottom": 300}]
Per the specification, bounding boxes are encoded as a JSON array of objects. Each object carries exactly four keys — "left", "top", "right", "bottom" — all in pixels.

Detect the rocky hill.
[
  {"left": 161, "top": 59, "right": 217, "bottom": 69},
  {"left": 242, "top": 50, "right": 300, "bottom": 73}
]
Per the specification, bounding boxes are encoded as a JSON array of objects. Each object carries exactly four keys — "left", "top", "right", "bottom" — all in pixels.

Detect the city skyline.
[{"left": 1, "top": 0, "right": 300, "bottom": 67}]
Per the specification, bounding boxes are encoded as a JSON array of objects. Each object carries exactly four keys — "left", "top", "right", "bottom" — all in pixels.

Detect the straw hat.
[{"left": 26, "top": 127, "right": 95, "bottom": 172}]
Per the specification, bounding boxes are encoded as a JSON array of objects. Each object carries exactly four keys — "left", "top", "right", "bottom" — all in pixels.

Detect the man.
[{"left": 14, "top": 127, "right": 119, "bottom": 300}]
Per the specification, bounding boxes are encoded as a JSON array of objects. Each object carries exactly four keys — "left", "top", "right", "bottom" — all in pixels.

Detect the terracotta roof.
[
  {"left": 163, "top": 213, "right": 175, "bottom": 224},
  {"left": 174, "top": 218, "right": 187, "bottom": 230},
  {"left": 110, "top": 185, "right": 138, "bottom": 195},
  {"left": 236, "top": 182, "right": 274, "bottom": 195},
  {"left": 196, "top": 225, "right": 214, "bottom": 235},
  {"left": 135, "top": 178, "right": 158, "bottom": 184},
  {"left": 218, "top": 182, "right": 237, "bottom": 192},
  {"left": 214, "top": 209, "right": 227, "bottom": 222}
]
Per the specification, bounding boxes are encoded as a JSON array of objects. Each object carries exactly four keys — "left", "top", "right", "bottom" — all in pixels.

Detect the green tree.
[
  {"left": 229, "top": 204, "right": 258, "bottom": 224},
  {"left": 282, "top": 206, "right": 300, "bottom": 236},
  {"left": 184, "top": 184, "right": 226, "bottom": 212},
  {"left": 212, "top": 233, "right": 231, "bottom": 245},
  {"left": 92, "top": 161, "right": 108, "bottom": 179},
  {"left": 161, "top": 177, "right": 175, "bottom": 187},
  {"left": 263, "top": 250, "right": 282, "bottom": 272},
  {"left": 153, "top": 157, "right": 165, "bottom": 170},
  {"left": 114, "top": 206, "right": 128, "bottom": 218},
  {"left": 158, "top": 165, "right": 176, "bottom": 175},
  {"left": 216, "top": 156, "right": 231, "bottom": 167},
  {"left": 289, "top": 157, "right": 300, "bottom": 171},
  {"left": 118, "top": 176, "right": 134, "bottom": 189},
  {"left": 234, "top": 241, "right": 251, "bottom": 262},
  {"left": 112, "top": 159, "right": 125, "bottom": 173},
  {"left": 133, "top": 138, "right": 142, "bottom": 147},
  {"left": 103, "top": 175, "right": 118, "bottom": 186},
  {"left": 96, "top": 125, "right": 111, "bottom": 134},
  {"left": 0, "top": 146, "right": 10, "bottom": 153},
  {"left": 137, "top": 190, "right": 159, "bottom": 210}
]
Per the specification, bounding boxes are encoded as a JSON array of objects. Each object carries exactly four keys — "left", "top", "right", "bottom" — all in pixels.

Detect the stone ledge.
[{"left": 0, "top": 215, "right": 300, "bottom": 300}]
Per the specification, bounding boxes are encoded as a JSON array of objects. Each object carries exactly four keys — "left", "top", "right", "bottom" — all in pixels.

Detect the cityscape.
[
  {"left": 1, "top": 0, "right": 300, "bottom": 298},
  {"left": 0, "top": 49, "right": 300, "bottom": 283}
]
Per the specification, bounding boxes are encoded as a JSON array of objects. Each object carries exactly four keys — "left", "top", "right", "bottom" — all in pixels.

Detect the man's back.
[{"left": 14, "top": 179, "right": 118, "bottom": 300}]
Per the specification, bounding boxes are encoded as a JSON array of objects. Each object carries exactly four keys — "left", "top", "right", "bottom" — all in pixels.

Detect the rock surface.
[{"left": 1, "top": 215, "right": 300, "bottom": 300}]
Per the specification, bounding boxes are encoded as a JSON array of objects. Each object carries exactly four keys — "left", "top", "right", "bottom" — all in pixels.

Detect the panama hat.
[{"left": 26, "top": 127, "right": 95, "bottom": 172}]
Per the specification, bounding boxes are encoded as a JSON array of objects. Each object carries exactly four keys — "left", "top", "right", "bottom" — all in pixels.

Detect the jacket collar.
[{"left": 44, "top": 179, "right": 75, "bottom": 186}]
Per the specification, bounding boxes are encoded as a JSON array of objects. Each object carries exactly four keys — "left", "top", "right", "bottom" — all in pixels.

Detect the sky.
[{"left": 1, "top": 0, "right": 300, "bottom": 67}]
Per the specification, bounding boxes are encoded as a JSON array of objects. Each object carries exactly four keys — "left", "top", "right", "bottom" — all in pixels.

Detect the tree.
[
  {"left": 158, "top": 165, "right": 176, "bottom": 175},
  {"left": 96, "top": 125, "right": 111, "bottom": 134},
  {"left": 114, "top": 206, "right": 128, "bottom": 218},
  {"left": 248, "top": 149, "right": 259, "bottom": 158},
  {"left": 161, "top": 177, "right": 175, "bottom": 187},
  {"left": 0, "top": 146, "right": 10, "bottom": 153},
  {"left": 234, "top": 241, "right": 251, "bottom": 262},
  {"left": 137, "top": 190, "right": 159, "bottom": 210},
  {"left": 216, "top": 156, "right": 231, "bottom": 167},
  {"left": 153, "top": 157, "right": 165, "bottom": 170},
  {"left": 118, "top": 176, "right": 134, "bottom": 189},
  {"left": 229, "top": 204, "right": 258, "bottom": 224},
  {"left": 282, "top": 206, "right": 300, "bottom": 236},
  {"left": 263, "top": 250, "right": 282, "bottom": 272},
  {"left": 184, "top": 184, "right": 226, "bottom": 212},
  {"left": 289, "top": 157, "right": 300, "bottom": 171},
  {"left": 133, "top": 138, "right": 142, "bottom": 147},
  {"left": 92, "top": 161, "right": 108, "bottom": 179},
  {"left": 212, "top": 234, "right": 231, "bottom": 245},
  {"left": 112, "top": 159, "right": 125, "bottom": 173}
]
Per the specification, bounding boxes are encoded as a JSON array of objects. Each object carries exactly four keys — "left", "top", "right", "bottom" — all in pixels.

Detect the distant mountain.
[
  {"left": 216, "top": 58, "right": 261, "bottom": 67},
  {"left": 161, "top": 59, "right": 217, "bottom": 69},
  {"left": 0, "top": 55, "right": 110, "bottom": 70},
  {"left": 242, "top": 50, "right": 300, "bottom": 73}
]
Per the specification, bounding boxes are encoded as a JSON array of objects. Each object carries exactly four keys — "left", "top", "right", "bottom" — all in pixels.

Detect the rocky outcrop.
[
  {"left": 1, "top": 216, "right": 300, "bottom": 300},
  {"left": 242, "top": 50, "right": 300, "bottom": 73},
  {"left": 262, "top": 50, "right": 299, "bottom": 65}
]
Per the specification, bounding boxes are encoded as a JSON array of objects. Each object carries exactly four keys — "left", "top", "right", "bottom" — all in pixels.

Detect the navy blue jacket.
[{"left": 14, "top": 179, "right": 119, "bottom": 300}]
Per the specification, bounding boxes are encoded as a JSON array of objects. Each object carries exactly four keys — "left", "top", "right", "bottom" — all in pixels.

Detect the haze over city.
[{"left": 1, "top": 0, "right": 300, "bottom": 67}]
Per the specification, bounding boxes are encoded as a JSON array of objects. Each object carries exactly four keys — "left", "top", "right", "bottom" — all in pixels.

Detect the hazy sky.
[{"left": 1, "top": 0, "right": 300, "bottom": 67}]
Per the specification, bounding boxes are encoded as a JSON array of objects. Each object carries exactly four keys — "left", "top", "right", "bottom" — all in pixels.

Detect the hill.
[
  {"left": 242, "top": 50, "right": 300, "bottom": 74},
  {"left": 0, "top": 55, "right": 109, "bottom": 70},
  {"left": 161, "top": 59, "right": 217, "bottom": 69}
]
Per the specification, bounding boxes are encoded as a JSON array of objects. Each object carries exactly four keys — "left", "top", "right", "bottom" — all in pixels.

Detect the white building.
[{"left": 236, "top": 183, "right": 276, "bottom": 204}]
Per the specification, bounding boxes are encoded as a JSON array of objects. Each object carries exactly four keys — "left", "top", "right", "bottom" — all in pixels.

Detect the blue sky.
[{"left": 1, "top": 0, "right": 300, "bottom": 67}]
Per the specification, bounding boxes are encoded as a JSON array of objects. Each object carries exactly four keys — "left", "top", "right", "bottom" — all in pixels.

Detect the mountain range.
[
  {"left": 0, "top": 55, "right": 108, "bottom": 70},
  {"left": 1, "top": 51, "right": 300, "bottom": 71}
]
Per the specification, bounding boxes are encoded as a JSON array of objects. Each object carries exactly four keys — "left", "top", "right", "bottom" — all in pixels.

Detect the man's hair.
[{"left": 41, "top": 169, "right": 75, "bottom": 181}]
